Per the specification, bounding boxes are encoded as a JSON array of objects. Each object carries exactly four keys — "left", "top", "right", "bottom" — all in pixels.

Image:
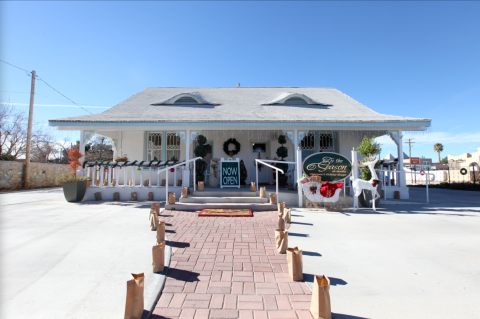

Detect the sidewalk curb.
[{"left": 143, "top": 209, "right": 172, "bottom": 319}]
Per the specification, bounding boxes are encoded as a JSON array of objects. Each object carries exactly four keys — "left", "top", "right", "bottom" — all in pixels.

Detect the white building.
[{"left": 49, "top": 87, "right": 431, "bottom": 201}]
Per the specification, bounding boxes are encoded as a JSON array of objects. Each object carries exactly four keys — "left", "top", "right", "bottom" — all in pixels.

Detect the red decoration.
[
  {"left": 309, "top": 185, "right": 317, "bottom": 194},
  {"left": 371, "top": 179, "right": 380, "bottom": 187},
  {"left": 170, "top": 168, "right": 175, "bottom": 172},
  {"left": 66, "top": 147, "right": 83, "bottom": 176},
  {"left": 320, "top": 181, "right": 344, "bottom": 198}
]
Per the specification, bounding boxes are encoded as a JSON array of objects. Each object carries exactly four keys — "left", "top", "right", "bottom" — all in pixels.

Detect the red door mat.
[{"left": 198, "top": 209, "right": 253, "bottom": 217}]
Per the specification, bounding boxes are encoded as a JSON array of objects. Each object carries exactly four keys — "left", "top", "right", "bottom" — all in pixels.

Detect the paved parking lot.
[
  {"left": 0, "top": 188, "right": 158, "bottom": 319},
  {"left": 289, "top": 188, "right": 480, "bottom": 318},
  {"left": 1, "top": 187, "right": 479, "bottom": 319}
]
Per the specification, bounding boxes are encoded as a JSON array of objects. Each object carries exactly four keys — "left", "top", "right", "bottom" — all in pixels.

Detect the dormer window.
[
  {"left": 283, "top": 97, "right": 309, "bottom": 105},
  {"left": 263, "top": 93, "right": 330, "bottom": 106},
  {"left": 174, "top": 96, "right": 199, "bottom": 105},
  {"left": 151, "top": 92, "right": 219, "bottom": 106}
]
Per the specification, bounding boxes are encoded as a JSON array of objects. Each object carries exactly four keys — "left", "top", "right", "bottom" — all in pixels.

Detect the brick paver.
[{"left": 151, "top": 210, "right": 313, "bottom": 319}]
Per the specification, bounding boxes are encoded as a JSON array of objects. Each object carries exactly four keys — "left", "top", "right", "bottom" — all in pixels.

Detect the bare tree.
[
  {"left": 1, "top": 103, "right": 68, "bottom": 162},
  {"left": 1, "top": 103, "right": 28, "bottom": 158},
  {"left": 85, "top": 135, "right": 113, "bottom": 161}
]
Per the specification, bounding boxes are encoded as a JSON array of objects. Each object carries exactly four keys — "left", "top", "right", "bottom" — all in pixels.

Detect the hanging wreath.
[
  {"left": 223, "top": 138, "right": 241, "bottom": 156},
  {"left": 460, "top": 168, "right": 468, "bottom": 175}
]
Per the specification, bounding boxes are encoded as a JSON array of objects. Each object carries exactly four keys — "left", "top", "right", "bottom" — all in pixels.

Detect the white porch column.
[
  {"left": 397, "top": 130, "right": 406, "bottom": 187},
  {"left": 296, "top": 147, "right": 303, "bottom": 208},
  {"left": 79, "top": 130, "right": 94, "bottom": 176},
  {"left": 182, "top": 129, "right": 191, "bottom": 187}
]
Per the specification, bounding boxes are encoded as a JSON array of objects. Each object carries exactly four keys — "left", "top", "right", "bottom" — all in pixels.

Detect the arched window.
[
  {"left": 283, "top": 97, "right": 309, "bottom": 105},
  {"left": 173, "top": 96, "right": 199, "bottom": 105}
]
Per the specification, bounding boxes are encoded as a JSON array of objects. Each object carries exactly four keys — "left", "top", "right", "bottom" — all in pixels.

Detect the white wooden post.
[
  {"left": 184, "top": 129, "right": 191, "bottom": 187},
  {"left": 397, "top": 130, "right": 405, "bottom": 188},
  {"left": 351, "top": 147, "right": 358, "bottom": 180},
  {"left": 123, "top": 164, "right": 127, "bottom": 187},
  {"left": 276, "top": 170, "right": 279, "bottom": 202},
  {"left": 174, "top": 168, "right": 177, "bottom": 186},
  {"left": 149, "top": 167, "right": 152, "bottom": 187},
  {"left": 296, "top": 147, "right": 303, "bottom": 208},
  {"left": 156, "top": 167, "right": 160, "bottom": 188},
  {"left": 140, "top": 167, "right": 144, "bottom": 188},
  {"left": 132, "top": 166, "right": 136, "bottom": 187},
  {"left": 255, "top": 161, "right": 259, "bottom": 191},
  {"left": 108, "top": 166, "right": 112, "bottom": 187},
  {"left": 166, "top": 168, "right": 169, "bottom": 201},
  {"left": 115, "top": 166, "right": 118, "bottom": 187},
  {"left": 193, "top": 160, "right": 196, "bottom": 192},
  {"left": 100, "top": 165, "right": 105, "bottom": 188}
]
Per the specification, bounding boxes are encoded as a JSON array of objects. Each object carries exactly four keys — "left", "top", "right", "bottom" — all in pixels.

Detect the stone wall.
[{"left": 0, "top": 161, "right": 70, "bottom": 190}]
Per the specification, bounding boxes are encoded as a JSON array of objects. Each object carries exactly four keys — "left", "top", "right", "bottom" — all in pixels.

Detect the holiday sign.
[
  {"left": 221, "top": 160, "right": 240, "bottom": 188},
  {"left": 302, "top": 152, "right": 353, "bottom": 183}
]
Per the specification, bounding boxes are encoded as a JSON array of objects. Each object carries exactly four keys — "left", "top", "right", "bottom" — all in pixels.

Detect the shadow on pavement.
[
  {"left": 290, "top": 221, "right": 314, "bottom": 226},
  {"left": 303, "top": 273, "right": 347, "bottom": 286},
  {"left": 302, "top": 251, "right": 322, "bottom": 257},
  {"left": 333, "top": 313, "right": 369, "bottom": 319},
  {"left": 167, "top": 241, "right": 189, "bottom": 248},
  {"left": 288, "top": 232, "right": 309, "bottom": 237}
]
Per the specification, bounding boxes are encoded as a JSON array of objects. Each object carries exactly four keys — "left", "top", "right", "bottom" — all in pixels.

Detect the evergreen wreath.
[{"left": 223, "top": 138, "right": 241, "bottom": 156}]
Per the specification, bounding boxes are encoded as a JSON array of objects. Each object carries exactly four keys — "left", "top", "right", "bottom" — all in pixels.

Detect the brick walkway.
[{"left": 151, "top": 210, "right": 313, "bottom": 319}]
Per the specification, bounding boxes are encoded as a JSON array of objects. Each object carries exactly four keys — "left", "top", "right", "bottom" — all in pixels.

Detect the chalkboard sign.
[
  {"left": 221, "top": 160, "right": 240, "bottom": 188},
  {"left": 302, "top": 152, "right": 353, "bottom": 183}
]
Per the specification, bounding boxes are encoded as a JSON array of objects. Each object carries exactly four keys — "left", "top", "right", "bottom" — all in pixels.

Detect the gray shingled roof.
[{"left": 49, "top": 87, "right": 431, "bottom": 125}]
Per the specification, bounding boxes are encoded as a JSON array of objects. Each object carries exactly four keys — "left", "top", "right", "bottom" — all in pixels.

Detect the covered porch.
[{"left": 70, "top": 126, "right": 413, "bottom": 204}]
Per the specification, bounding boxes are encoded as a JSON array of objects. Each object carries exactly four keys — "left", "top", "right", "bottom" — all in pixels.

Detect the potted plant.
[
  {"left": 58, "top": 147, "right": 89, "bottom": 202},
  {"left": 276, "top": 135, "right": 289, "bottom": 187},
  {"left": 194, "top": 135, "right": 208, "bottom": 184},
  {"left": 357, "top": 136, "right": 382, "bottom": 208}
]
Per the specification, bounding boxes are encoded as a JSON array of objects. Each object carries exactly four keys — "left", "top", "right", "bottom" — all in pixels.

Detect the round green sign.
[{"left": 302, "top": 152, "right": 353, "bottom": 182}]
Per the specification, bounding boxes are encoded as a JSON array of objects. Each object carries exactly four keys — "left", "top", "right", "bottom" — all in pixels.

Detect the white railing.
[
  {"left": 255, "top": 159, "right": 290, "bottom": 202},
  {"left": 156, "top": 157, "right": 202, "bottom": 201},
  {"left": 376, "top": 169, "right": 436, "bottom": 203},
  {"left": 81, "top": 159, "right": 199, "bottom": 189}
]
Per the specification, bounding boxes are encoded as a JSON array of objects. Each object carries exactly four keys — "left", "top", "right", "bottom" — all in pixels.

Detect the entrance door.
[{"left": 252, "top": 142, "right": 269, "bottom": 184}]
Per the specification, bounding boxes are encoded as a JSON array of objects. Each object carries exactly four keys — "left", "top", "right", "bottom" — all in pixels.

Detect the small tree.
[
  {"left": 67, "top": 147, "right": 83, "bottom": 176},
  {"left": 57, "top": 147, "right": 88, "bottom": 184},
  {"left": 434, "top": 143, "right": 444, "bottom": 163},
  {"left": 357, "top": 136, "right": 382, "bottom": 181},
  {"left": 276, "top": 135, "right": 289, "bottom": 186},
  {"left": 441, "top": 156, "right": 448, "bottom": 163},
  {"left": 194, "top": 135, "right": 208, "bottom": 181}
]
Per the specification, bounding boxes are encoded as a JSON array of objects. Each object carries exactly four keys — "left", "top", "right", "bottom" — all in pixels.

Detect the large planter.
[
  {"left": 358, "top": 187, "right": 381, "bottom": 208},
  {"left": 63, "top": 180, "right": 87, "bottom": 202}
]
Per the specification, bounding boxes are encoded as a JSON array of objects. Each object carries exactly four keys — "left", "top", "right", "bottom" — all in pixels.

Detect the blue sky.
[{"left": 1, "top": 1, "right": 479, "bottom": 161}]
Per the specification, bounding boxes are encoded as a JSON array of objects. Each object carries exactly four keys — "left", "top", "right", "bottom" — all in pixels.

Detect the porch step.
[
  {"left": 179, "top": 197, "right": 268, "bottom": 204},
  {"left": 192, "top": 191, "right": 259, "bottom": 197},
  {"left": 165, "top": 202, "right": 277, "bottom": 211}
]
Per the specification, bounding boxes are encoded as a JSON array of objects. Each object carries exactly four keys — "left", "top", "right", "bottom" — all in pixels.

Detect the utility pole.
[
  {"left": 24, "top": 70, "right": 36, "bottom": 188},
  {"left": 405, "top": 138, "right": 415, "bottom": 161}
]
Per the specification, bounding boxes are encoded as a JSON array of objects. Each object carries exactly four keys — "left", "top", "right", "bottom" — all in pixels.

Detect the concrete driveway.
[
  {"left": 289, "top": 187, "right": 480, "bottom": 318},
  {"left": 0, "top": 188, "right": 165, "bottom": 319}
]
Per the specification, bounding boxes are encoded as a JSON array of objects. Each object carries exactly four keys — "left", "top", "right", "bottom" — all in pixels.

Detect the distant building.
[{"left": 448, "top": 147, "right": 480, "bottom": 169}]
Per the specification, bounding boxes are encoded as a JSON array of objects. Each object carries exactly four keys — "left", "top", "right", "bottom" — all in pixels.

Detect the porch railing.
[
  {"left": 255, "top": 159, "right": 291, "bottom": 203},
  {"left": 376, "top": 169, "right": 435, "bottom": 203},
  {"left": 80, "top": 158, "right": 200, "bottom": 190}
]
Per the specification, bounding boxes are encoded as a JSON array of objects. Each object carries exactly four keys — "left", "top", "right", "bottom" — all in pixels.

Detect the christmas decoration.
[
  {"left": 352, "top": 156, "right": 381, "bottom": 212},
  {"left": 194, "top": 135, "right": 208, "bottom": 182},
  {"left": 223, "top": 138, "right": 241, "bottom": 156}
]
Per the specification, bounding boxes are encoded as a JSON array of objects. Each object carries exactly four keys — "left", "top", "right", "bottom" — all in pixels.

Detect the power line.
[
  {"left": 0, "top": 59, "right": 30, "bottom": 75},
  {"left": 35, "top": 78, "right": 93, "bottom": 115},
  {"left": 0, "top": 59, "right": 93, "bottom": 115}
]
